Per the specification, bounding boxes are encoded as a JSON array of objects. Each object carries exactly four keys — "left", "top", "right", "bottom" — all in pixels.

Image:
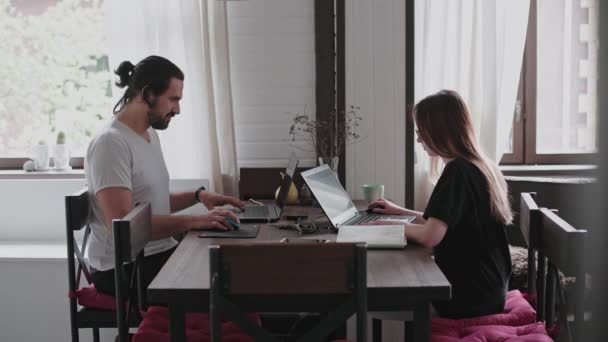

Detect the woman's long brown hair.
[{"left": 414, "top": 90, "right": 513, "bottom": 225}]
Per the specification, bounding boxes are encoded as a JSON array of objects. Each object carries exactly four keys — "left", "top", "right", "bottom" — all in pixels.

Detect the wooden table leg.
[
  {"left": 372, "top": 318, "right": 383, "bottom": 342},
  {"left": 169, "top": 304, "right": 186, "bottom": 342},
  {"left": 404, "top": 303, "right": 430, "bottom": 342}
]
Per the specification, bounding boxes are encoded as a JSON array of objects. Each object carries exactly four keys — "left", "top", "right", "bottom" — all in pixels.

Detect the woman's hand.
[
  {"left": 367, "top": 198, "right": 407, "bottom": 215},
  {"left": 198, "top": 191, "right": 245, "bottom": 211},
  {"left": 189, "top": 208, "right": 240, "bottom": 231}
]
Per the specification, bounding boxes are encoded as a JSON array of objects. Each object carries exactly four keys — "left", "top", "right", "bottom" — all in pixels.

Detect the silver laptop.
[
  {"left": 301, "top": 164, "right": 415, "bottom": 229},
  {"left": 236, "top": 154, "right": 299, "bottom": 222}
]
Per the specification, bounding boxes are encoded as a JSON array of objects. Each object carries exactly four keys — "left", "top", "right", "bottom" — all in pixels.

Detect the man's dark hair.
[{"left": 112, "top": 55, "right": 184, "bottom": 114}]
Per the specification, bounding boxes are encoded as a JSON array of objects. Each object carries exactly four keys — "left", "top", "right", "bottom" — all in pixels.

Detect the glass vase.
[{"left": 318, "top": 156, "right": 339, "bottom": 174}]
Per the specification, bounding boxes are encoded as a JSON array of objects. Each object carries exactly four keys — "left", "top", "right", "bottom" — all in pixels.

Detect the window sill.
[
  {"left": 0, "top": 241, "right": 66, "bottom": 262},
  {"left": 0, "top": 169, "right": 85, "bottom": 180},
  {"left": 504, "top": 175, "right": 595, "bottom": 185},
  {"left": 499, "top": 164, "right": 596, "bottom": 177}
]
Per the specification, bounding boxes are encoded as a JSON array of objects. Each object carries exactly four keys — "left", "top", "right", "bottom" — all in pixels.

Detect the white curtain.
[
  {"left": 103, "top": 0, "right": 238, "bottom": 195},
  {"left": 413, "top": 0, "right": 529, "bottom": 210}
]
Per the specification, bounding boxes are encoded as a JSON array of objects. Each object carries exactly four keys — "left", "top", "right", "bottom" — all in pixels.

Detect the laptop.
[
  {"left": 236, "top": 154, "right": 299, "bottom": 222},
  {"left": 301, "top": 164, "right": 415, "bottom": 229}
]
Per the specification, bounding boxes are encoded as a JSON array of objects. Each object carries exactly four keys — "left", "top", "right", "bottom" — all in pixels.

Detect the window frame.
[
  {"left": 0, "top": 0, "right": 108, "bottom": 171},
  {"left": 500, "top": 0, "right": 597, "bottom": 165}
]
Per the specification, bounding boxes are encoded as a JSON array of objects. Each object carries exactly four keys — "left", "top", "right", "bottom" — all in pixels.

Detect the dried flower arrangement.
[{"left": 288, "top": 105, "right": 362, "bottom": 171}]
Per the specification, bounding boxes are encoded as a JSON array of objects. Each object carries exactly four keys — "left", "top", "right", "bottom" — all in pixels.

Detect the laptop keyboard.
[
  {"left": 243, "top": 206, "right": 269, "bottom": 217},
  {"left": 347, "top": 214, "right": 392, "bottom": 225}
]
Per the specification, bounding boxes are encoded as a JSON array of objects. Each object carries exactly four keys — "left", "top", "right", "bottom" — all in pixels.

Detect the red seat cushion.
[
  {"left": 133, "top": 306, "right": 259, "bottom": 342},
  {"left": 432, "top": 290, "right": 536, "bottom": 329},
  {"left": 431, "top": 322, "right": 553, "bottom": 342},
  {"left": 74, "top": 284, "right": 117, "bottom": 311}
]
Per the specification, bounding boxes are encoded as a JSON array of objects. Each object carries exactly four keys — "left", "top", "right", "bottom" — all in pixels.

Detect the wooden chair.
[
  {"left": 65, "top": 187, "right": 139, "bottom": 342},
  {"left": 114, "top": 203, "right": 255, "bottom": 342},
  {"left": 519, "top": 192, "right": 545, "bottom": 320},
  {"left": 209, "top": 242, "right": 367, "bottom": 342},
  {"left": 113, "top": 202, "right": 152, "bottom": 341},
  {"left": 538, "top": 208, "right": 587, "bottom": 342}
]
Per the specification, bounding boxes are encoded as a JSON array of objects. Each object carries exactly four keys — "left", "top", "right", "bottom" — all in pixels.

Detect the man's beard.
[{"left": 148, "top": 106, "right": 174, "bottom": 130}]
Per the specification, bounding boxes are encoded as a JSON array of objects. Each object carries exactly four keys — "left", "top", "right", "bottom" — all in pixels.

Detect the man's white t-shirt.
[{"left": 84, "top": 118, "right": 178, "bottom": 271}]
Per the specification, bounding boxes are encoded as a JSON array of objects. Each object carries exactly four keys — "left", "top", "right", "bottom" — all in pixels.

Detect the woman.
[{"left": 368, "top": 90, "right": 512, "bottom": 319}]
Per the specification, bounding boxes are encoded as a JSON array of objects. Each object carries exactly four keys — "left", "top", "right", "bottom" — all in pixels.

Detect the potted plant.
[
  {"left": 288, "top": 105, "right": 362, "bottom": 174},
  {"left": 53, "top": 131, "right": 71, "bottom": 170},
  {"left": 32, "top": 140, "right": 50, "bottom": 170}
]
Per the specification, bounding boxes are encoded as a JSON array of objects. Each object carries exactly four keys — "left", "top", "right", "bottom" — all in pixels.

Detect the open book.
[{"left": 336, "top": 225, "right": 406, "bottom": 249}]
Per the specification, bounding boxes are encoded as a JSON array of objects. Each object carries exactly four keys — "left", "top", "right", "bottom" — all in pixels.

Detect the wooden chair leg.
[
  {"left": 70, "top": 326, "right": 79, "bottom": 342},
  {"left": 372, "top": 318, "right": 382, "bottom": 342},
  {"left": 404, "top": 321, "right": 414, "bottom": 341},
  {"left": 93, "top": 327, "right": 100, "bottom": 342},
  {"left": 537, "top": 252, "right": 547, "bottom": 321},
  {"left": 545, "top": 265, "right": 557, "bottom": 329}
]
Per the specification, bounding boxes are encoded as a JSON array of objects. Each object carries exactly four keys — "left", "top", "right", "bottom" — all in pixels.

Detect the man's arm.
[
  {"left": 169, "top": 191, "right": 199, "bottom": 213},
  {"left": 169, "top": 190, "right": 245, "bottom": 213},
  {"left": 97, "top": 188, "right": 238, "bottom": 239}
]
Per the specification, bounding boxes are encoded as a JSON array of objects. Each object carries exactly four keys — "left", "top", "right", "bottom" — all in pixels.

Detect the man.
[{"left": 85, "top": 55, "right": 243, "bottom": 296}]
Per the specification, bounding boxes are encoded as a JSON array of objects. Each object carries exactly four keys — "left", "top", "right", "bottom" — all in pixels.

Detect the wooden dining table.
[{"left": 147, "top": 203, "right": 451, "bottom": 341}]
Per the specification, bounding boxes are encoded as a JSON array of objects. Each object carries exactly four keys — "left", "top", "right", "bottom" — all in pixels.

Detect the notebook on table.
[
  {"left": 300, "top": 164, "right": 415, "bottom": 229},
  {"left": 337, "top": 225, "right": 406, "bottom": 249}
]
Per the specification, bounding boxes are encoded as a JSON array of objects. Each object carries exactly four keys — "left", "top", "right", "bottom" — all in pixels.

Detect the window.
[
  {"left": 0, "top": 0, "right": 112, "bottom": 169},
  {"left": 501, "top": 0, "right": 598, "bottom": 165}
]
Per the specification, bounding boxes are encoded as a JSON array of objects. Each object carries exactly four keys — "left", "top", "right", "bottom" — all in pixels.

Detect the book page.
[{"left": 337, "top": 225, "right": 406, "bottom": 248}]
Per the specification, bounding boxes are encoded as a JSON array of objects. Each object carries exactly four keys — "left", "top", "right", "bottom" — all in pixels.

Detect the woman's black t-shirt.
[{"left": 423, "top": 158, "right": 512, "bottom": 319}]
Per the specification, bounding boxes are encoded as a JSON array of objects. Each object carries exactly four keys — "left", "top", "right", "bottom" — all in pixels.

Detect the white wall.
[
  {"left": 0, "top": 176, "right": 110, "bottom": 341},
  {"left": 0, "top": 178, "right": 208, "bottom": 242},
  {"left": 345, "top": 0, "right": 406, "bottom": 205},
  {"left": 0, "top": 179, "right": 87, "bottom": 242},
  {"left": 228, "top": 0, "right": 407, "bottom": 204},
  {"left": 0, "top": 257, "right": 117, "bottom": 342},
  {"left": 227, "top": 0, "right": 317, "bottom": 169}
]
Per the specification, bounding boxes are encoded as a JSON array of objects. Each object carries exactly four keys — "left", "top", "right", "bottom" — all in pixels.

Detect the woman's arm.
[
  {"left": 368, "top": 198, "right": 426, "bottom": 224},
  {"left": 403, "top": 217, "right": 448, "bottom": 248},
  {"left": 401, "top": 209, "right": 426, "bottom": 224},
  {"left": 367, "top": 217, "right": 447, "bottom": 248}
]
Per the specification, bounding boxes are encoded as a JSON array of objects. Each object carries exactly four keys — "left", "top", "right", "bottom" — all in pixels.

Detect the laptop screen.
[
  {"left": 275, "top": 154, "right": 299, "bottom": 210},
  {"left": 301, "top": 165, "right": 358, "bottom": 227}
]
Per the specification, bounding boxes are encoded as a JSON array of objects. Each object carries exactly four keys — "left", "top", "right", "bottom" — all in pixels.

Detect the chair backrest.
[
  {"left": 209, "top": 242, "right": 367, "bottom": 342},
  {"left": 65, "top": 187, "right": 92, "bottom": 325},
  {"left": 113, "top": 202, "right": 152, "bottom": 342},
  {"left": 519, "top": 192, "right": 545, "bottom": 319},
  {"left": 520, "top": 192, "right": 540, "bottom": 251},
  {"left": 539, "top": 208, "right": 587, "bottom": 342}
]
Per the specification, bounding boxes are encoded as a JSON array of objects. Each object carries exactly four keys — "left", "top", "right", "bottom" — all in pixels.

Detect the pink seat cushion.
[
  {"left": 432, "top": 290, "right": 536, "bottom": 329},
  {"left": 431, "top": 322, "right": 552, "bottom": 342},
  {"left": 74, "top": 284, "right": 117, "bottom": 311},
  {"left": 133, "top": 306, "right": 259, "bottom": 342}
]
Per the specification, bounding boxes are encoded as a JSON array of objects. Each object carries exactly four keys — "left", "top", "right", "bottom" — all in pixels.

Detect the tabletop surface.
[{"left": 148, "top": 203, "right": 451, "bottom": 309}]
